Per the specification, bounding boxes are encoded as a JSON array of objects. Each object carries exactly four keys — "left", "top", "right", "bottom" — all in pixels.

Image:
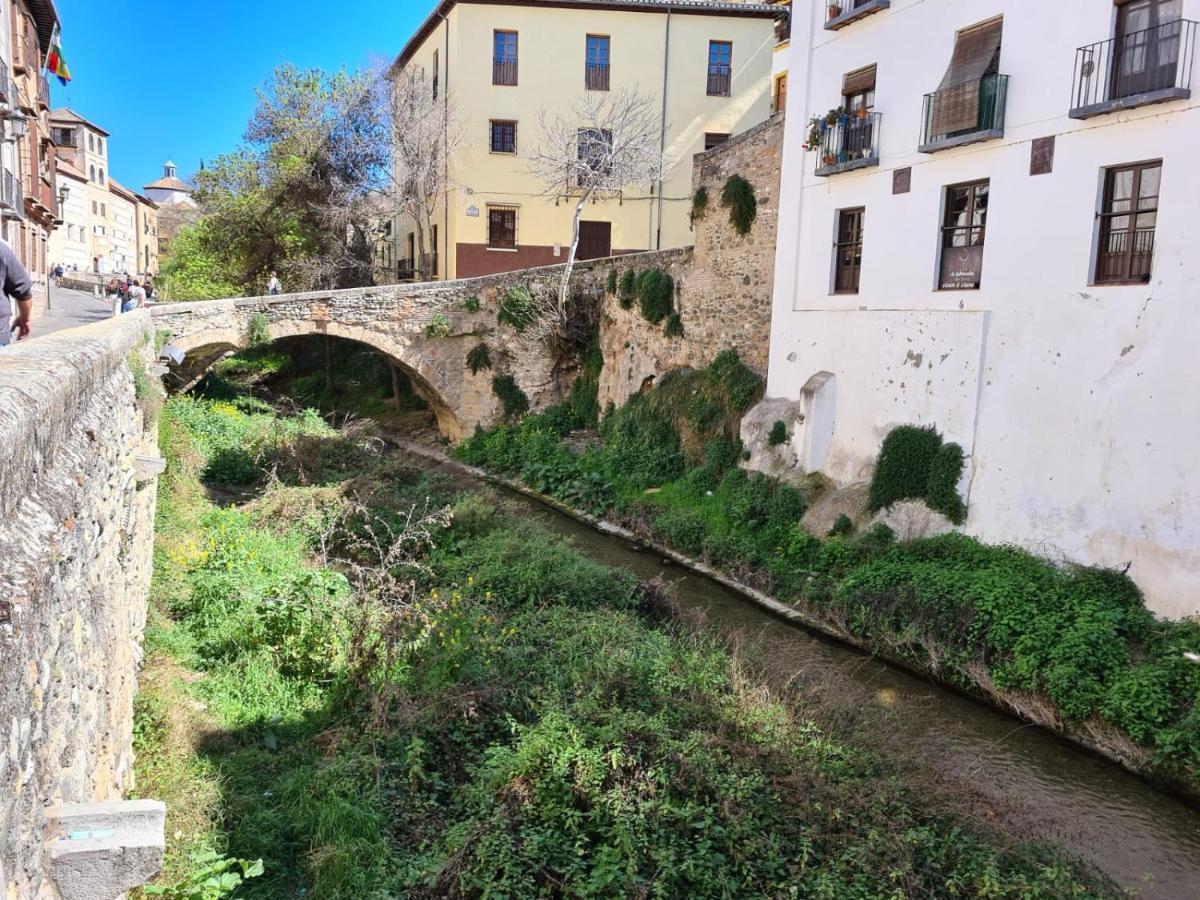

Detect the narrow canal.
[{"left": 436, "top": 460, "right": 1200, "bottom": 899}]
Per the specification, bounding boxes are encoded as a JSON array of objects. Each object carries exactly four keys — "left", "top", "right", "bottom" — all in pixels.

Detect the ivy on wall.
[
  {"left": 467, "top": 342, "right": 492, "bottom": 375},
  {"left": 867, "top": 425, "right": 967, "bottom": 524},
  {"left": 721, "top": 175, "right": 757, "bottom": 236}
]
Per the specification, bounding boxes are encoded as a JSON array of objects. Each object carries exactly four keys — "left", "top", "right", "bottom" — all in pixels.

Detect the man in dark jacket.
[{"left": 0, "top": 241, "right": 34, "bottom": 346}]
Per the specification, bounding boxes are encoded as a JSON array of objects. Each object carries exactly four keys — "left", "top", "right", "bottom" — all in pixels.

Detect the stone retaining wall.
[{"left": 0, "top": 313, "right": 160, "bottom": 898}]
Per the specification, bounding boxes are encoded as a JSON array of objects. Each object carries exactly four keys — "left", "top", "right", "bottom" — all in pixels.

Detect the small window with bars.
[
  {"left": 707, "top": 41, "right": 732, "bottom": 96},
  {"left": 1096, "top": 161, "right": 1161, "bottom": 284},
  {"left": 488, "top": 206, "right": 518, "bottom": 249},
  {"left": 834, "top": 208, "right": 864, "bottom": 294},
  {"left": 490, "top": 120, "right": 517, "bottom": 154},
  {"left": 493, "top": 31, "right": 518, "bottom": 85},
  {"left": 586, "top": 35, "right": 610, "bottom": 90},
  {"left": 704, "top": 132, "right": 730, "bottom": 151}
]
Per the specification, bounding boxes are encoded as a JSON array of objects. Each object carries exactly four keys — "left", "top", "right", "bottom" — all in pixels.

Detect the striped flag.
[{"left": 46, "top": 32, "right": 71, "bottom": 86}]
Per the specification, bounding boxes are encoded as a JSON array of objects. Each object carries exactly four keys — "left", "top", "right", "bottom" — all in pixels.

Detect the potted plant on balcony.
[
  {"left": 803, "top": 115, "right": 823, "bottom": 151},
  {"left": 828, "top": 3, "right": 842, "bottom": 19},
  {"left": 822, "top": 152, "right": 838, "bottom": 167},
  {"left": 856, "top": 106, "right": 869, "bottom": 120}
]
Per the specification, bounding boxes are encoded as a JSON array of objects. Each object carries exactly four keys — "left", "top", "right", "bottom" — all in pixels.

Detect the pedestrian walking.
[
  {"left": 267, "top": 271, "right": 282, "bottom": 296},
  {"left": 0, "top": 241, "right": 35, "bottom": 347}
]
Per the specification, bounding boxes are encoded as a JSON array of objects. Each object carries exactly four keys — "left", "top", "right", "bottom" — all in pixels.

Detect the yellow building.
[{"left": 389, "top": 0, "right": 780, "bottom": 280}]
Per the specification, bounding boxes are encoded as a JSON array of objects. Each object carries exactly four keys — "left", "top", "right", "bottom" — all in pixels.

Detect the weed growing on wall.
[
  {"left": 721, "top": 174, "right": 757, "bottom": 236},
  {"left": 927, "top": 441, "right": 968, "bottom": 524},
  {"left": 618, "top": 269, "right": 637, "bottom": 309},
  {"left": 466, "top": 342, "right": 492, "bottom": 375},
  {"left": 492, "top": 374, "right": 530, "bottom": 418},
  {"left": 246, "top": 312, "right": 271, "bottom": 348},
  {"left": 606, "top": 268, "right": 618, "bottom": 294},
  {"left": 708, "top": 349, "right": 763, "bottom": 412},
  {"left": 637, "top": 269, "right": 674, "bottom": 324},
  {"left": 664, "top": 312, "right": 685, "bottom": 338},
  {"left": 462, "top": 295, "right": 481, "bottom": 313},
  {"left": 867, "top": 425, "right": 945, "bottom": 512},
  {"left": 689, "top": 185, "right": 709, "bottom": 230},
  {"left": 498, "top": 285, "right": 536, "bottom": 331},
  {"left": 768, "top": 420, "right": 788, "bottom": 446},
  {"left": 424, "top": 312, "right": 451, "bottom": 338}
]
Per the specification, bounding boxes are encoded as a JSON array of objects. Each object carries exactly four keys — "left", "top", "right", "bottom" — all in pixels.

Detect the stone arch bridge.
[{"left": 151, "top": 269, "right": 604, "bottom": 441}]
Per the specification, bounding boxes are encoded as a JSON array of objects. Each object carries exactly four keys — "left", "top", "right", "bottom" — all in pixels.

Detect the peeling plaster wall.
[
  {"left": 771, "top": 0, "right": 1200, "bottom": 617},
  {"left": 0, "top": 313, "right": 159, "bottom": 898}
]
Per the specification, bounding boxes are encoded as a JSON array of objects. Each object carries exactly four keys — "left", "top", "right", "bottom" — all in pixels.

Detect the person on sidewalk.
[
  {"left": 122, "top": 280, "right": 147, "bottom": 314},
  {"left": 0, "top": 241, "right": 35, "bottom": 347},
  {"left": 267, "top": 271, "right": 282, "bottom": 296}
]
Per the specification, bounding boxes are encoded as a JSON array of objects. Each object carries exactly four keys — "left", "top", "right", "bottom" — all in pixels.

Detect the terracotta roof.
[
  {"left": 391, "top": 0, "right": 783, "bottom": 74},
  {"left": 109, "top": 179, "right": 140, "bottom": 203},
  {"left": 55, "top": 159, "right": 86, "bottom": 182},
  {"left": 50, "top": 107, "right": 111, "bottom": 137},
  {"left": 143, "top": 175, "right": 193, "bottom": 193}
]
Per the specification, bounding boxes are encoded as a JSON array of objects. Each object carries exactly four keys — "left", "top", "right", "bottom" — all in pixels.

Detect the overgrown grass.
[
  {"left": 135, "top": 377, "right": 1118, "bottom": 898},
  {"left": 458, "top": 352, "right": 1200, "bottom": 785}
]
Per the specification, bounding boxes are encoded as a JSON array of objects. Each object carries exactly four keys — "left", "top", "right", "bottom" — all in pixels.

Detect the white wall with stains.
[{"left": 771, "top": 0, "right": 1200, "bottom": 617}]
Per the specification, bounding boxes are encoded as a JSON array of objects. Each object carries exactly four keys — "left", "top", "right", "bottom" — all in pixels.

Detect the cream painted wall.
[
  {"left": 770, "top": 0, "right": 1200, "bottom": 617},
  {"left": 47, "top": 170, "right": 87, "bottom": 271},
  {"left": 395, "top": 2, "right": 776, "bottom": 279}
]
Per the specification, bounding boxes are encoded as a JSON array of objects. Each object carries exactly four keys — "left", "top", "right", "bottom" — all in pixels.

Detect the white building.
[
  {"left": 50, "top": 159, "right": 87, "bottom": 271},
  {"left": 770, "top": 0, "right": 1200, "bottom": 617},
  {"left": 142, "top": 161, "right": 195, "bottom": 208}
]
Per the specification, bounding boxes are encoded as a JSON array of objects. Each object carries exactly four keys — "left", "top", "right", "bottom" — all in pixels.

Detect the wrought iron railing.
[
  {"left": 920, "top": 73, "right": 1008, "bottom": 149},
  {"left": 0, "top": 168, "right": 14, "bottom": 210},
  {"left": 1071, "top": 19, "right": 1196, "bottom": 112},
  {"left": 0, "top": 65, "right": 10, "bottom": 104},
  {"left": 707, "top": 65, "right": 731, "bottom": 97},
  {"left": 814, "top": 111, "right": 881, "bottom": 175},
  {"left": 492, "top": 59, "right": 518, "bottom": 86},
  {"left": 37, "top": 74, "right": 49, "bottom": 108},
  {"left": 585, "top": 63, "right": 610, "bottom": 91}
]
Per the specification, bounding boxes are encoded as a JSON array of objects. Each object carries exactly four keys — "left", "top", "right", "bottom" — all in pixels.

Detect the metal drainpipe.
[
  {"left": 655, "top": 2, "right": 672, "bottom": 251},
  {"left": 442, "top": 11, "right": 450, "bottom": 280}
]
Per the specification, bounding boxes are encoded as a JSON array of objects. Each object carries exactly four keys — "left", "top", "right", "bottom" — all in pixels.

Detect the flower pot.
[
  {"left": 838, "top": 113, "right": 850, "bottom": 126},
  {"left": 828, "top": 4, "right": 842, "bottom": 18},
  {"left": 856, "top": 107, "right": 869, "bottom": 120},
  {"left": 823, "top": 155, "right": 837, "bottom": 167},
  {"left": 818, "top": 119, "right": 828, "bottom": 132}
]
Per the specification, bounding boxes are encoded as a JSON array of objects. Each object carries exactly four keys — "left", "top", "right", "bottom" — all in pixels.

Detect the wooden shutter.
[
  {"left": 932, "top": 19, "right": 1002, "bottom": 135},
  {"left": 842, "top": 64, "right": 877, "bottom": 97}
]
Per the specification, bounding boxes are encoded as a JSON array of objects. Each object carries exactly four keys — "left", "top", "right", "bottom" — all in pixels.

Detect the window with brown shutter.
[
  {"left": 932, "top": 19, "right": 1003, "bottom": 136},
  {"left": 842, "top": 64, "right": 877, "bottom": 98},
  {"left": 1096, "top": 161, "right": 1161, "bottom": 284},
  {"left": 488, "top": 206, "right": 517, "bottom": 248}
]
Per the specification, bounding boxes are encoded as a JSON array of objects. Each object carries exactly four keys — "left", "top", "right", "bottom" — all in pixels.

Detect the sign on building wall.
[{"left": 939, "top": 246, "right": 984, "bottom": 291}]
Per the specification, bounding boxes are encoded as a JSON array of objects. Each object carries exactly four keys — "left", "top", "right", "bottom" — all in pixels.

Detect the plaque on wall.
[
  {"left": 893, "top": 167, "right": 912, "bottom": 194},
  {"left": 1030, "top": 136, "right": 1055, "bottom": 176}
]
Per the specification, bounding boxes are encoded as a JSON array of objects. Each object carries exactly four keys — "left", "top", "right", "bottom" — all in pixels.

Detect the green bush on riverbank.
[
  {"left": 135, "top": 388, "right": 1116, "bottom": 898},
  {"left": 457, "top": 356, "right": 1200, "bottom": 780}
]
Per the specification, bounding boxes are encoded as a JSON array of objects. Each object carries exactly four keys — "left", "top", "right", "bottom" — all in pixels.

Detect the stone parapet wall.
[
  {"left": 0, "top": 313, "right": 160, "bottom": 898},
  {"left": 596, "top": 114, "right": 784, "bottom": 409}
]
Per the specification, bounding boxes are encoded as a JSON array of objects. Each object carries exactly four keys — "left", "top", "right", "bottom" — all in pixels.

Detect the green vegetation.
[
  {"left": 768, "top": 419, "right": 789, "bottom": 447},
  {"left": 424, "top": 312, "right": 451, "bottom": 338},
  {"left": 689, "top": 184, "right": 709, "bottom": 229},
  {"left": 139, "top": 374, "right": 1118, "bottom": 898},
  {"left": 617, "top": 268, "right": 637, "bottom": 309},
  {"left": 461, "top": 294, "right": 481, "bottom": 313},
  {"left": 466, "top": 341, "right": 492, "bottom": 375},
  {"left": 246, "top": 313, "right": 271, "bottom": 348},
  {"left": 663, "top": 311, "right": 685, "bottom": 338},
  {"left": 868, "top": 425, "right": 968, "bottom": 524},
  {"left": 460, "top": 353, "right": 1200, "bottom": 785},
  {"left": 492, "top": 373, "right": 530, "bottom": 418},
  {"left": 721, "top": 174, "right": 757, "bottom": 236},
  {"left": 605, "top": 268, "right": 618, "bottom": 294},
  {"left": 498, "top": 285, "right": 536, "bottom": 332},
  {"left": 636, "top": 268, "right": 674, "bottom": 325}
]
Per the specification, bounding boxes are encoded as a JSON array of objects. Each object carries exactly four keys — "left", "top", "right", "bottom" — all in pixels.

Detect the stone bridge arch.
[{"left": 150, "top": 281, "right": 565, "bottom": 442}]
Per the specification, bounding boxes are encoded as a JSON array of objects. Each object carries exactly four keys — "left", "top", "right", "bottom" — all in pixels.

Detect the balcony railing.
[
  {"left": 825, "top": 0, "right": 890, "bottom": 31},
  {"left": 585, "top": 63, "right": 610, "bottom": 91},
  {"left": 37, "top": 74, "right": 49, "bottom": 109},
  {"left": 493, "top": 59, "right": 517, "bottom": 86},
  {"left": 920, "top": 73, "right": 1008, "bottom": 152},
  {"left": 0, "top": 64, "right": 10, "bottom": 104},
  {"left": 2, "top": 170, "right": 25, "bottom": 220},
  {"left": 814, "top": 111, "right": 881, "bottom": 176},
  {"left": 707, "top": 65, "right": 731, "bottom": 97},
  {"left": 1070, "top": 19, "right": 1196, "bottom": 118}
]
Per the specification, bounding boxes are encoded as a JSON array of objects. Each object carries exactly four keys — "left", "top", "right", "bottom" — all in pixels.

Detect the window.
[
  {"left": 1096, "top": 160, "right": 1161, "bottom": 284},
  {"left": 432, "top": 50, "right": 440, "bottom": 100},
  {"left": 834, "top": 208, "right": 864, "bottom": 294},
  {"left": 930, "top": 19, "right": 1002, "bottom": 139},
  {"left": 577, "top": 128, "right": 613, "bottom": 186},
  {"left": 704, "top": 132, "right": 730, "bottom": 151},
  {"left": 839, "top": 64, "right": 877, "bottom": 158},
  {"left": 707, "top": 41, "right": 732, "bottom": 96},
  {"left": 88, "top": 133, "right": 94, "bottom": 151},
  {"left": 101, "top": 203, "right": 106, "bottom": 217},
  {"left": 938, "top": 180, "right": 989, "bottom": 290},
  {"left": 91, "top": 200, "right": 97, "bottom": 214},
  {"left": 99, "top": 169, "right": 105, "bottom": 185},
  {"left": 586, "top": 35, "right": 610, "bottom": 90},
  {"left": 1113, "top": 1, "right": 1183, "bottom": 99},
  {"left": 98, "top": 138, "right": 105, "bottom": 157},
  {"left": 493, "top": 30, "right": 518, "bottom": 85},
  {"left": 89, "top": 165, "right": 95, "bottom": 182},
  {"left": 490, "top": 119, "right": 517, "bottom": 153},
  {"left": 488, "top": 206, "right": 517, "bottom": 248},
  {"left": 773, "top": 71, "right": 788, "bottom": 113}
]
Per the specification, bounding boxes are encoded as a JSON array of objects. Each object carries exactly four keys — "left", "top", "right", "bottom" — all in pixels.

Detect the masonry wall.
[
  {"left": 0, "top": 313, "right": 159, "bottom": 898},
  {"left": 596, "top": 114, "right": 783, "bottom": 409}
]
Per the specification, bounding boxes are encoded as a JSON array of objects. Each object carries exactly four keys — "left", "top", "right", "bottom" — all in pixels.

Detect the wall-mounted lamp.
[{"left": 5, "top": 111, "right": 27, "bottom": 142}]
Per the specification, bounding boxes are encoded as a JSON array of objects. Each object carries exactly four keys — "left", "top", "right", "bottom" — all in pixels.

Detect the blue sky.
[{"left": 52, "top": 0, "right": 428, "bottom": 190}]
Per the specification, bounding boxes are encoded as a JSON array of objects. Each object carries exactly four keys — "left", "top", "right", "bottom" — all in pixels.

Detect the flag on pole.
[{"left": 46, "top": 30, "right": 71, "bottom": 86}]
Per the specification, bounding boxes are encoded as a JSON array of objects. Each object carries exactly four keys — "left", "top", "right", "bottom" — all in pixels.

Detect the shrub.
[
  {"left": 568, "top": 375, "right": 600, "bottom": 428},
  {"left": 599, "top": 393, "right": 684, "bottom": 489},
  {"left": 425, "top": 312, "right": 451, "bottom": 338},
  {"left": 687, "top": 437, "right": 742, "bottom": 492},
  {"left": 689, "top": 185, "right": 709, "bottom": 230},
  {"left": 462, "top": 295, "right": 481, "bottom": 312},
  {"left": 498, "top": 285, "right": 536, "bottom": 331},
  {"left": 868, "top": 425, "right": 944, "bottom": 512},
  {"left": 654, "top": 507, "right": 708, "bottom": 556},
  {"left": 927, "top": 441, "right": 967, "bottom": 524},
  {"left": 663, "top": 312, "right": 685, "bottom": 338},
  {"left": 686, "top": 393, "right": 724, "bottom": 432},
  {"left": 246, "top": 312, "right": 270, "bottom": 348},
  {"left": 637, "top": 268, "right": 674, "bottom": 324},
  {"left": 466, "top": 342, "right": 492, "bottom": 375},
  {"left": 828, "top": 513, "right": 854, "bottom": 538},
  {"left": 721, "top": 174, "right": 757, "bottom": 236},
  {"left": 768, "top": 420, "right": 788, "bottom": 447},
  {"left": 857, "top": 522, "right": 896, "bottom": 553},
  {"left": 617, "top": 269, "right": 637, "bottom": 309},
  {"left": 492, "top": 374, "right": 529, "bottom": 418},
  {"left": 605, "top": 268, "right": 618, "bottom": 294},
  {"left": 707, "top": 349, "right": 763, "bottom": 412}
]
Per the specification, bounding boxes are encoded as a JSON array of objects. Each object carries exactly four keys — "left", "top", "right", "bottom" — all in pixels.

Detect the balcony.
[
  {"left": 1, "top": 170, "right": 25, "bottom": 220},
  {"left": 814, "top": 111, "right": 881, "bottom": 176},
  {"left": 37, "top": 74, "right": 49, "bottom": 109},
  {"left": 825, "top": 0, "right": 890, "bottom": 31},
  {"left": 920, "top": 74, "right": 1008, "bottom": 152},
  {"left": 585, "top": 63, "right": 609, "bottom": 91},
  {"left": 492, "top": 59, "right": 517, "bottom": 86},
  {"left": 0, "top": 65, "right": 9, "bottom": 104},
  {"left": 1069, "top": 19, "right": 1196, "bottom": 119},
  {"left": 707, "top": 65, "right": 731, "bottom": 97}
]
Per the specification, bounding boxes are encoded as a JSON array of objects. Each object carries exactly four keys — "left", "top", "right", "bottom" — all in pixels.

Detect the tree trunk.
[
  {"left": 414, "top": 219, "right": 428, "bottom": 282},
  {"left": 559, "top": 193, "right": 590, "bottom": 318}
]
